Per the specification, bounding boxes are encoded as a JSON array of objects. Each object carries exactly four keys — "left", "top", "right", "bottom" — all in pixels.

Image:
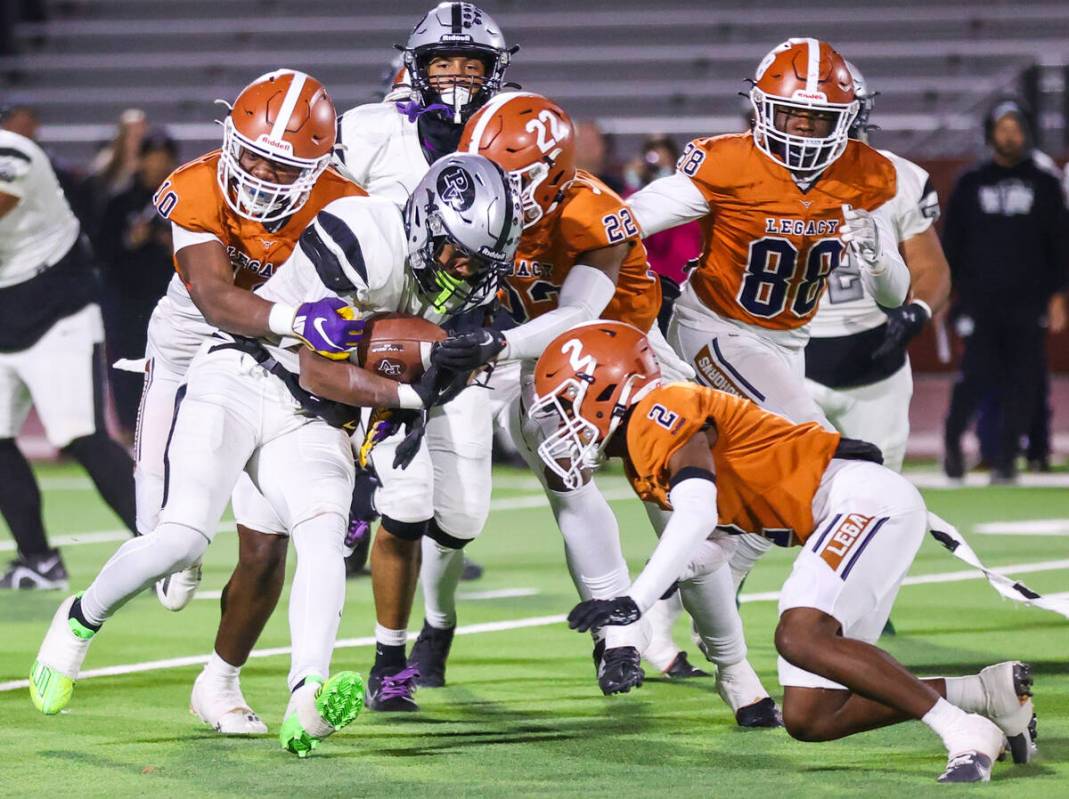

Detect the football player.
[
  {"left": 627, "top": 38, "right": 910, "bottom": 428},
  {"left": 432, "top": 92, "right": 779, "bottom": 724},
  {"left": 533, "top": 321, "right": 1036, "bottom": 784},
  {"left": 28, "top": 154, "right": 518, "bottom": 757},
  {"left": 131, "top": 70, "right": 365, "bottom": 734},
  {"left": 730, "top": 61, "right": 952, "bottom": 593},
  {"left": 333, "top": 2, "right": 517, "bottom": 708}
]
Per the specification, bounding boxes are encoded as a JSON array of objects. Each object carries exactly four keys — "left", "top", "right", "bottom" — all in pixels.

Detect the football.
[{"left": 355, "top": 312, "right": 446, "bottom": 383}]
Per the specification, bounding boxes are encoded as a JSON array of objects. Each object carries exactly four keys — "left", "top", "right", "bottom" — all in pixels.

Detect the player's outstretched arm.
[
  {"left": 298, "top": 348, "right": 456, "bottom": 411},
  {"left": 872, "top": 227, "right": 951, "bottom": 359},
  {"left": 627, "top": 171, "right": 710, "bottom": 237},
  {"left": 179, "top": 241, "right": 278, "bottom": 337},
  {"left": 840, "top": 203, "right": 911, "bottom": 308}
]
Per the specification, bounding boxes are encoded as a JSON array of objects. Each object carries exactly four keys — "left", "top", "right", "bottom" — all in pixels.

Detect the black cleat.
[
  {"left": 460, "top": 556, "right": 483, "bottom": 581},
  {"left": 735, "top": 696, "right": 784, "bottom": 728},
  {"left": 407, "top": 620, "right": 455, "bottom": 688},
  {"left": 663, "top": 651, "right": 709, "bottom": 679},
  {"left": 365, "top": 665, "right": 420, "bottom": 712},
  {"left": 938, "top": 751, "right": 993, "bottom": 783},
  {"left": 598, "top": 646, "right": 644, "bottom": 696},
  {"left": 0, "top": 549, "right": 68, "bottom": 590}
]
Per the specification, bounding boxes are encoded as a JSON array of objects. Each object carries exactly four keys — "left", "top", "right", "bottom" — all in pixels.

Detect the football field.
[{"left": 1, "top": 462, "right": 1067, "bottom": 798}]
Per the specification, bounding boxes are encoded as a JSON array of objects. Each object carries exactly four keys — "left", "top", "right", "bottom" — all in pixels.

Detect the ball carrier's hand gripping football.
[{"left": 287, "top": 297, "right": 367, "bottom": 360}]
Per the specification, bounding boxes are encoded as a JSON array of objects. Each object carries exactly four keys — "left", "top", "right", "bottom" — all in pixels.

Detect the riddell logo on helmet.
[
  {"left": 791, "top": 90, "right": 829, "bottom": 102},
  {"left": 256, "top": 135, "right": 294, "bottom": 154}
]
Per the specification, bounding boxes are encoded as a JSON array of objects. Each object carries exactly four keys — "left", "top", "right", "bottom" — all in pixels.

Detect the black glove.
[
  {"left": 872, "top": 301, "right": 930, "bottom": 360},
  {"left": 410, "top": 364, "right": 470, "bottom": 410},
  {"left": 393, "top": 410, "right": 427, "bottom": 470},
  {"left": 431, "top": 329, "right": 507, "bottom": 371},
  {"left": 566, "top": 596, "right": 642, "bottom": 633}
]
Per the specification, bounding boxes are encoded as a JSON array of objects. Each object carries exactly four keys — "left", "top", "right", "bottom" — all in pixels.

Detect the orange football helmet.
[
  {"left": 218, "top": 69, "right": 337, "bottom": 223},
  {"left": 530, "top": 321, "right": 661, "bottom": 489},
  {"left": 749, "top": 38, "right": 858, "bottom": 174},
  {"left": 459, "top": 91, "right": 575, "bottom": 228}
]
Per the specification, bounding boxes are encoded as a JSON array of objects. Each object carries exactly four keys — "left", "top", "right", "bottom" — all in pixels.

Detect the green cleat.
[
  {"left": 29, "top": 595, "right": 95, "bottom": 715},
  {"left": 279, "top": 671, "right": 364, "bottom": 758}
]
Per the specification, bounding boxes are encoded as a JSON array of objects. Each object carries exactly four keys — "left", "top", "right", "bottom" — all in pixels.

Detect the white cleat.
[
  {"left": 190, "top": 668, "right": 267, "bottom": 735},
  {"left": 156, "top": 562, "right": 202, "bottom": 611},
  {"left": 978, "top": 661, "right": 1037, "bottom": 764},
  {"left": 29, "top": 595, "right": 95, "bottom": 714},
  {"left": 938, "top": 713, "right": 1004, "bottom": 783}
]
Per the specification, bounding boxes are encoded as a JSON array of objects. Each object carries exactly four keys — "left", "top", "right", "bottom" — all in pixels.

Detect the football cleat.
[
  {"left": 734, "top": 696, "right": 784, "bottom": 728},
  {"left": 662, "top": 651, "right": 709, "bottom": 680},
  {"left": 598, "top": 646, "right": 645, "bottom": 696},
  {"left": 365, "top": 665, "right": 420, "bottom": 712},
  {"left": 0, "top": 549, "right": 68, "bottom": 590},
  {"left": 938, "top": 751, "right": 994, "bottom": 784},
  {"left": 29, "top": 595, "right": 95, "bottom": 715},
  {"left": 460, "top": 556, "right": 484, "bottom": 581},
  {"left": 978, "top": 661, "right": 1037, "bottom": 764},
  {"left": 279, "top": 672, "right": 364, "bottom": 757},
  {"left": 155, "top": 561, "right": 203, "bottom": 611},
  {"left": 190, "top": 668, "right": 268, "bottom": 735},
  {"left": 407, "top": 621, "right": 455, "bottom": 688}
]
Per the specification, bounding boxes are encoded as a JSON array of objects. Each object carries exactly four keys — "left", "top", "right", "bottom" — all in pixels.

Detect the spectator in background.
[
  {"left": 83, "top": 108, "right": 148, "bottom": 228},
  {"left": 95, "top": 129, "right": 177, "bottom": 439},
  {"left": 942, "top": 100, "right": 1069, "bottom": 482},
  {"left": 573, "top": 120, "right": 624, "bottom": 194}
]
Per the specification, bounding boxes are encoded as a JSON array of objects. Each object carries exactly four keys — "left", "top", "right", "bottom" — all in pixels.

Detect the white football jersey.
[
  {"left": 809, "top": 150, "right": 940, "bottom": 338},
  {"left": 0, "top": 131, "right": 80, "bottom": 288},
  {"left": 335, "top": 102, "right": 431, "bottom": 207}
]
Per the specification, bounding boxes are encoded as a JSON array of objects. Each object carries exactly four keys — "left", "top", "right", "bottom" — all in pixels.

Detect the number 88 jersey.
[
  {"left": 502, "top": 169, "right": 661, "bottom": 332},
  {"left": 677, "top": 132, "right": 896, "bottom": 331}
]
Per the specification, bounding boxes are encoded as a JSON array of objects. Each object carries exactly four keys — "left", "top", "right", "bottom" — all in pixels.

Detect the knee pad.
[
  {"left": 152, "top": 522, "right": 210, "bottom": 571},
  {"left": 425, "top": 518, "right": 472, "bottom": 550},
  {"left": 381, "top": 515, "right": 428, "bottom": 541}
]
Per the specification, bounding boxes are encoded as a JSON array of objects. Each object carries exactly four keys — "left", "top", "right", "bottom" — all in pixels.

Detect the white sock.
[
  {"left": 375, "top": 623, "right": 408, "bottom": 647},
  {"left": 728, "top": 533, "right": 773, "bottom": 591},
  {"left": 642, "top": 595, "right": 683, "bottom": 671},
  {"left": 547, "top": 481, "right": 630, "bottom": 600},
  {"left": 922, "top": 697, "right": 976, "bottom": 751},
  {"left": 943, "top": 675, "right": 985, "bottom": 714},
  {"left": 679, "top": 563, "right": 747, "bottom": 666},
  {"left": 287, "top": 514, "right": 347, "bottom": 691},
  {"left": 420, "top": 537, "right": 463, "bottom": 630},
  {"left": 81, "top": 522, "right": 209, "bottom": 625},
  {"left": 204, "top": 650, "right": 241, "bottom": 682}
]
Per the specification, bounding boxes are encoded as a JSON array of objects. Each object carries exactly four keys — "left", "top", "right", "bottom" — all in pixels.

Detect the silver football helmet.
[
  {"left": 404, "top": 153, "right": 523, "bottom": 315},
  {"left": 845, "top": 60, "right": 877, "bottom": 142},
  {"left": 400, "top": 2, "right": 515, "bottom": 124}
]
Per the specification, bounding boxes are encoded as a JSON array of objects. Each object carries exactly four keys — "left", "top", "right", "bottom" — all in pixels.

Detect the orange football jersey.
[
  {"left": 677, "top": 133, "right": 896, "bottom": 330},
  {"left": 502, "top": 169, "right": 661, "bottom": 333},
  {"left": 624, "top": 381, "right": 840, "bottom": 545},
  {"left": 153, "top": 150, "right": 365, "bottom": 291}
]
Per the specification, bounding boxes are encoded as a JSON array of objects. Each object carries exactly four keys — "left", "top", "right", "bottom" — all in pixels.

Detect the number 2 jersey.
[
  {"left": 503, "top": 169, "right": 661, "bottom": 333},
  {"left": 629, "top": 133, "right": 899, "bottom": 338},
  {"left": 624, "top": 381, "right": 841, "bottom": 545}
]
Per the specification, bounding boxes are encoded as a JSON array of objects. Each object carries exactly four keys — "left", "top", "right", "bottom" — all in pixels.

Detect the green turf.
[{"left": 1, "top": 462, "right": 1067, "bottom": 798}]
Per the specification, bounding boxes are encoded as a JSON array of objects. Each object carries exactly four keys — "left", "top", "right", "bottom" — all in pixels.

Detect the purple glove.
[{"left": 292, "top": 297, "right": 365, "bottom": 360}]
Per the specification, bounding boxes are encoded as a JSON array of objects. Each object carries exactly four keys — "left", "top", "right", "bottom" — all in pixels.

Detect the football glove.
[
  {"left": 431, "top": 329, "right": 507, "bottom": 371},
  {"left": 567, "top": 596, "right": 642, "bottom": 633},
  {"left": 292, "top": 297, "right": 365, "bottom": 361},
  {"left": 393, "top": 411, "right": 427, "bottom": 470},
  {"left": 840, "top": 204, "right": 881, "bottom": 269},
  {"left": 872, "top": 301, "right": 930, "bottom": 360},
  {"left": 410, "top": 364, "right": 469, "bottom": 409}
]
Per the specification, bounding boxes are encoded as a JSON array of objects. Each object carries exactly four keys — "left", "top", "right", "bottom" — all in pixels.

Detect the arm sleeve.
[
  {"left": 171, "top": 222, "right": 221, "bottom": 254},
  {"left": 860, "top": 203, "right": 911, "bottom": 307},
  {"left": 629, "top": 475, "right": 718, "bottom": 613},
  {"left": 627, "top": 172, "right": 710, "bottom": 237},
  {"left": 501, "top": 264, "right": 616, "bottom": 360}
]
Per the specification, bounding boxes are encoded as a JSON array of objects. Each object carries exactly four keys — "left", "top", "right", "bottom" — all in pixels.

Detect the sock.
[
  {"left": 922, "top": 697, "right": 975, "bottom": 750},
  {"left": 680, "top": 563, "right": 747, "bottom": 666},
  {"left": 287, "top": 514, "right": 346, "bottom": 692},
  {"left": 80, "top": 521, "right": 208, "bottom": 626},
  {"left": 420, "top": 536, "right": 462, "bottom": 630},
  {"left": 944, "top": 675, "right": 986, "bottom": 714},
  {"left": 374, "top": 623, "right": 407, "bottom": 671},
  {"left": 68, "top": 596, "right": 102, "bottom": 634},
  {"left": 204, "top": 650, "right": 240, "bottom": 682},
  {"left": 642, "top": 595, "right": 682, "bottom": 671},
  {"left": 64, "top": 433, "right": 138, "bottom": 534},
  {"left": 0, "top": 438, "right": 50, "bottom": 557},
  {"left": 728, "top": 533, "right": 774, "bottom": 592}
]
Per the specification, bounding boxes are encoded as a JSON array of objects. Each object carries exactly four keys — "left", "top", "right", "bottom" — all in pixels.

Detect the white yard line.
[
  {"left": 3, "top": 559, "right": 1065, "bottom": 694},
  {"left": 906, "top": 471, "right": 1069, "bottom": 489},
  {"left": 974, "top": 519, "right": 1069, "bottom": 536}
]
